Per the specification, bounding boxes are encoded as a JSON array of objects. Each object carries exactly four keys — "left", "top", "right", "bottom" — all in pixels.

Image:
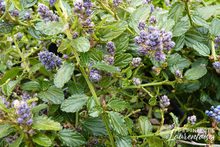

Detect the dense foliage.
[{"left": 1, "top": 0, "right": 220, "bottom": 146}]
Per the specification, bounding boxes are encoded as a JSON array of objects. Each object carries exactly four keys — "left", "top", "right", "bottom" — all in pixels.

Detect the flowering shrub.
[{"left": 1, "top": 0, "right": 220, "bottom": 146}]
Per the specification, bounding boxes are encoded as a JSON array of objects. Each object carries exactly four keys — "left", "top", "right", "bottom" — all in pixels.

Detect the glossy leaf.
[{"left": 61, "top": 94, "right": 88, "bottom": 113}]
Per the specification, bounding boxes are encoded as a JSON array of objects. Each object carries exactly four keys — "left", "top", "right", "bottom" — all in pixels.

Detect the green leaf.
[
  {"left": 114, "top": 33, "right": 129, "bottom": 53},
  {"left": 35, "top": 21, "right": 67, "bottom": 35},
  {"left": 59, "top": 129, "right": 86, "bottom": 147},
  {"left": 0, "top": 67, "right": 22, "bottom": 85},
  {"left": 138, "top": 116, "right": 153, "bottom": 135},
  {"left": 61, "top": 94, "right": 88, "bottom": 113},
  {"left": 209, "top": 18, "right": 220, "bottom": 36},
  {"left": 0, "top": 124, "right": 14, "bottom": 138},
  {"left": 32, "top": 116, "right": 62, "bottom": 131},
  {"left": 98, "top": 21, "right": 128, "bottom": 41},
  {"left": 147, "top": 137, "right": 163, "bottom": 147},
  {"left": 0, "top": 22, "right": 15, "bottom": 34},
  {"left": 129, "top": 5, "right": 150, "bottom": 33},
  {"left": 9, "top": 133, "right": 24, "bottom": 147},
  {"left": 32, "top": 104, "right": 48, "bottom": 115},
  {"left": 172, "top": 18, "right": 190, "bottom": 37},
  {"left": 92, "top": 62, "right": 119, "bottom": 73},
  {"left": 168, "top": 2, "right": 185, "bottom": 22},
  {"left": 116, "top": 136, "right": 132, "bottom": 147},
  {"left": 20, "top": 0, "right": 37, "bottom": 8},
  {"left": 167, "top": 53, "right": 191, "bottom": 74},
  {"left": 32, "top": 134, "right": 52, "bottom": 147},
  {"left": 192, "top": 42, "right": 210, "bottom": 56},
  {"left": 107, "top": 99, "right": 130, "bottom": 112},
  {"left": 108, "top": 111, "right": 128, "bottom": 136},
  {"left": 38, "top": 86, "right": 64, "bottom": 104},
  {"left": 184, "top": 65, "right": 207, "bottom": 80},
  {"left": 21, "top": 81, "right": 41, "bottom": 91},
  {"left": 191, "top": 15, "right": 209, "bottom": 28},
  {"left": 176, "top": 80, "right": 201, "bottom": 93},
  {"left": 82, "top": 117, "right": 107, "bottom": 136},
  {"left": 2, "top": 80, "right": 20, "bottom": 96},
  {"left": 71, "top": 37, "right": 90, "bottom": 52},
  {"left": 173, "top": 35, "right": 185, "bottom": 51},
  {"left": 170, "top": 113, "right": 179, "bottom": 127},
  {"left": 114, "top": 53, "right": 132, "bottom": 68},
  {"left": 54, "top": 62, "right": 74, "bottom": 88},
  {"left": 196, "top": 5, "right": 220, "bottom": 20}
]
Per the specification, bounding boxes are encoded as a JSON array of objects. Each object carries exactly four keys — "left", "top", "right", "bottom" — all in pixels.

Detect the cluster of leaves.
[{"left": 1, "top": 0, "right": 220, "bottom": 146}]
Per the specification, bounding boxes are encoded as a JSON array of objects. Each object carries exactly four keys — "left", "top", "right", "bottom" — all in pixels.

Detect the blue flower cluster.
[
  {"left": 113, "top": 0, "right": 122, "bottom": 7},
  {"left": 175, "top": 69, "right": 182, "bottom": 78},
  {"left": 159, "top": 95, "right": 170, "bottom": 108},
  {"left": 13, "top": 100, "right": 33, "bottom": 126},
  {"left": 5, "top": 134, "right": 19, "bottom": 144},
  {"left": 135, "top": 25, "right": 175, "bottom": 62},
  {"left": 89, "top": 69, "right": 102, "bottom": 82},
  {"left": 38, "top": 50, "right": 62, "bottom": 70},
  {"left": 214, "top": 35, "right": 220, "bottom": 49},
  {"left": 49, "top": 0, "right": 56, "bottom": 6},
  {"left": 132, "top": 77, "right": 141, "bottom": 86},
  {"left": 205, "top": 105, "right": 220, "bottom": 122},
  {"left": 0, "top": 0, "right": 5, "bottom": 14},
  {"left": 106, "top": 41, "right": 116, "bottom": 55},
  {"left": 74, "top": 0, "right": 94, "bottom": 34},
  {"left": 131, "top": 57, "right": 142, "bottom": 67},
  {"left": 10, "top": 10, "right": 19, "bottom": 17},
  {"left": 144, "top": 0, "right": 152, "bottom": 4},
  {"left": 213, "top": 61, "right": 220, "bottom": 69},
  {"left": 24, "top": 12, "right": 31, "bottom": 20},
  {"left": 37, "top": 3, "right": 59, "bottom": 22},
  {"left": 104, "top": 55, "right": 114, "bottom": 65},
  {"left": 0, "top": 96, "right": 10, "bottom": 108},
  {"left": 187, "top": 115, "right": 197, "bottom": 125}
]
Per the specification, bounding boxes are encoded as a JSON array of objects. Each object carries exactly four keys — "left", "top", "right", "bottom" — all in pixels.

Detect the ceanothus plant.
[{"left": 1, "top": 0, "right": 220, "bottom": 146}]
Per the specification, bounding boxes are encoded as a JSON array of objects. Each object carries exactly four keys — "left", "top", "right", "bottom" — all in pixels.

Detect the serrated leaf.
[
  {"left": 61, "top": 94, "right": 88, "bottom": 113},
  {"left": 0, "top": 22, "right": 15, "bottom": 34},
  {"left": 92, "top": 62, "right": 119, "bottom": 73},
  {"left": 116, "top": 136, "right": 132, "bottom": 147},
  {"left": 107, "top": 99, "right": 129, "bottom": 112},
  {"left": 38, "top": 86, "right": 64, "bottom": 104},
  {"left": 54, "top": 62, "right": 74, "bottom": 88},
  {"left": 98, "top": 21, "right": 128, "bottom": 41},
  {"left": 0, "top": 67, "right": 22, "bottom": 85},
  {"left": 138, "top": 116, "right": 153, "bottom": 135},
  {"left": 174, "top": 35, "right": 185, "bottom": 51},
  {"left": 167, "top": 53, "right": 191, "bottom": 74},
  {"left": 209, "top": 18, "right": 220, "bottom": 36},
  {"left": 114, "top": 33, "right": 129, "bottom": 53},
  {"left": 192, "top": 42, "right": 210, "bottom": 56},
  {"left": 32, "top": 104, "right": 48, "bottom": 115},
  {"left": 172, "top": 18, "right": 190, "bottom": 37},
  {"left": 71, "top": 37, "right": 90, "bottom": 52},
  {"left": 184, "top": 65, "right": 207, "bottom": 80},
  {"left": 82, "top": 117, "right": 107, "bottom": 136},
  {"left": 108, "top": 111, "right": 128, "bottom": 136},
  {"left": 114, "top": 53, "right": 132, "bottom": 68},
  {"left": 32, "top": 134, "right": 52, "bottom": 147},
  {"left": 32, "top": 116, "right": 62, "bottom": 131},
  {"left": 20, "top": 0, "right": 37, "bottom": 8},
  {"left": 129, "top": 5, "right": 150, "bottom": 33},
  {"left": 147, "top": 137, "right": 163, "bottom": 147},
  {"left": 168, "top": 2, "right": 185, "bottom": 22},
  {"left": 35, "top": 21, "right": 67, "bottom": 35},
  {"left": 0, "top": 124, "right": 14, "bottom": 138},
  {"left": 59, "top": 129, "right": 86, "bottom": 147},
  {"left": 196, "top": 5, "right": 220, "bottom": 20},
  {"left": 21, "top": 81, "right": 41, "bottom": 91}
]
